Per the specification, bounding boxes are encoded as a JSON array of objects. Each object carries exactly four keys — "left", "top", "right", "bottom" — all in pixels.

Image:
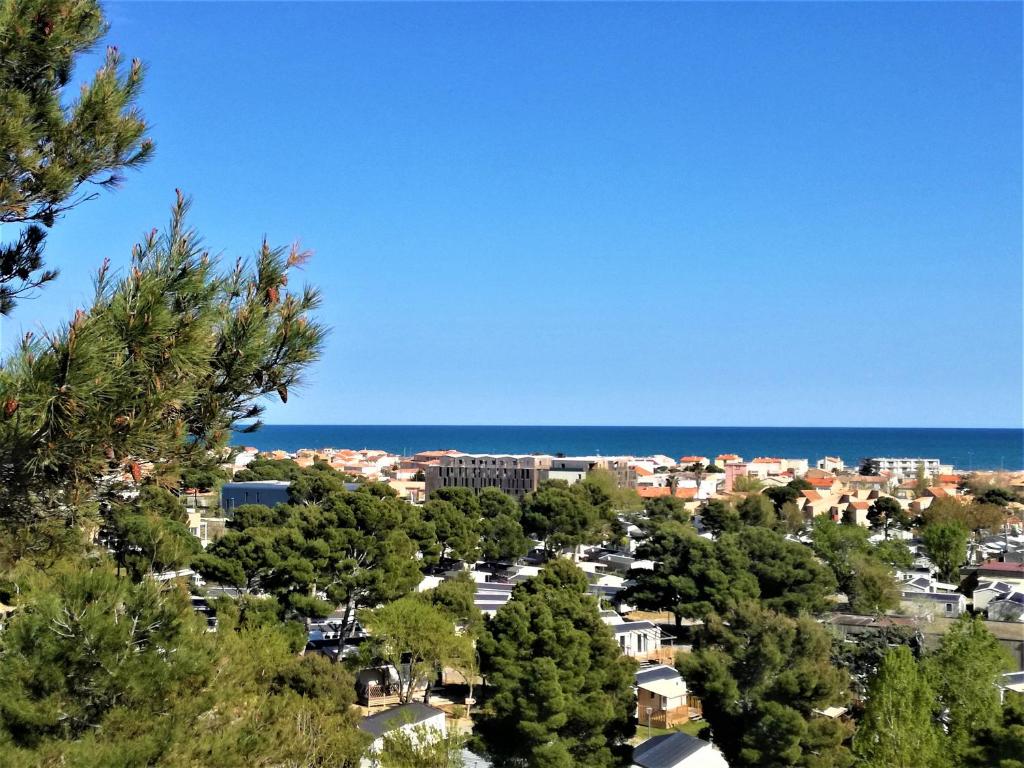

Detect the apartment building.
[
  {"left": 425, "top": 453, "right": 553, "bottom": 498},
  {"left": 872, "top": 457, "right": 944, "bottom": 480}
]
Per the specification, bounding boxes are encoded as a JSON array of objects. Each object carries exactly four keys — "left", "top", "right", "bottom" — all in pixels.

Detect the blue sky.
[{"left": 4, "top": 2, "right": 1022, "bottom": 427}]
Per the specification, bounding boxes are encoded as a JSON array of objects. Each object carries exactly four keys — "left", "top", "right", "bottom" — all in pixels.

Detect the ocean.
[{"left": 231, "top": 425, "right": 1024, "bottom": 471}]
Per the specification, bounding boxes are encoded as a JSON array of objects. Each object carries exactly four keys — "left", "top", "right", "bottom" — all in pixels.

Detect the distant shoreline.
[{"left": 230, "top": 425, "right": 1024, "bottom": 471}]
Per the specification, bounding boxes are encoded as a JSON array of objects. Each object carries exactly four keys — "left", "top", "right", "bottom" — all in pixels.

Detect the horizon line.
[{"left": 247, "top": 423, "right": 1024, "bottom": 431}]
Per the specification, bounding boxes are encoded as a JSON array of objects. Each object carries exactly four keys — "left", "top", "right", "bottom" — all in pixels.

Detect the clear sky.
[{"left": 4, "top": 2, "right": 1022, "bottom": 428}]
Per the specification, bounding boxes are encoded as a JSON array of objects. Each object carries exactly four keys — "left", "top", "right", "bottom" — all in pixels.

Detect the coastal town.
[
  {"left": 154, "top": 443, "right": 1024, "bottom": 766},
  {"left": 0, "top": 1, "right": 1020, "bottom": 767}
]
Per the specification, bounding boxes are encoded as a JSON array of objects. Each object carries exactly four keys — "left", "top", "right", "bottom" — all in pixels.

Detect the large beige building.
[{"left": 425, "top": 453, "right": 638, "bottom": 499}]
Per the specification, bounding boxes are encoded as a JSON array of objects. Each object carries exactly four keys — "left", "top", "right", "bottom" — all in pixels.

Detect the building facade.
[
  {"left": 872, "top": 457, "right": 942, "bottom": 480},
  {"left": 425, "top": 454, "right": 553, "bottom": 498}
]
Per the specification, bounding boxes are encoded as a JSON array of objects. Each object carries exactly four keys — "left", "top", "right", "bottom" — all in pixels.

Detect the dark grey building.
[{"left": 220, "top": 480, "right": 291, "bottom": 515}]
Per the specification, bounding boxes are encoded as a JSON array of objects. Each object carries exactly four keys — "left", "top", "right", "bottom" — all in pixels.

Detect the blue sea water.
[{"left": 232, "top": 425, "right": 1024, "bottom": 471}]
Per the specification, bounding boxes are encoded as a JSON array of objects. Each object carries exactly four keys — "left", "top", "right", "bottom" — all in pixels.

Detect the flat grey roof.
[
  {"left": 633, "top": 732, "right": 707, "bottom": 768},
  {"left": 358, "top": 702, "right": 444, "bottom": 738}
]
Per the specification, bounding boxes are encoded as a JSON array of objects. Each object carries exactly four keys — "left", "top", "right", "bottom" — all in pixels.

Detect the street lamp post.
[{"left": 645, "top": 706, "right": 653, "bottom": 740}]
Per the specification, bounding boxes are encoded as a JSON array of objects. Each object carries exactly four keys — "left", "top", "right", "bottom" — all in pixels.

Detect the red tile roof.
[{"left": 978, "top": 561, "right": 1024, "bottom": 574}]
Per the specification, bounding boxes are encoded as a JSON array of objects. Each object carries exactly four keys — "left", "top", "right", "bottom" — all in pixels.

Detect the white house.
[
  {"left": 358, "top": 702, "right": 446, "bottom": 767},
  {"left": 973, "top": 580, "right": 1015, "bottom": 611},
  {"left": 610, "top": 620, "right": 665, "bottom": 662}
]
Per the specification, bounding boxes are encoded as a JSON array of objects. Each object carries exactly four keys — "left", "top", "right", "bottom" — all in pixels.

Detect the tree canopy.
[
  {"left": 679, "top": 601, "right": 852, "bottom": 768},
  {"left": 474, "top": 560, "right": 635, "bottom": 768}
]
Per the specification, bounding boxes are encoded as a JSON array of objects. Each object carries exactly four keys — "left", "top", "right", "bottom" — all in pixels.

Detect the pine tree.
[
  {"left": 0, "top": 193, "right": 326, "bottom": 559},
  {"left": 925, "top": 615, "right": 1012, "bottom": 763},
  {"left": 679, "top": 601, "right": 852, "bottom": 768},
  {"left": 853, "top": 646, "right": 944, "bottom": 768},
  {"left": 474, "top": 560, "right": 635, "bottom": 767},
  {"left": 0, "top": 0, "right": 154, "bottom": 314}
]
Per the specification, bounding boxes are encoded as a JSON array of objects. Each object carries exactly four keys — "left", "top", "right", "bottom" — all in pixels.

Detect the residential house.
[
  {"left": 358, "top": 702, "right": 446, "bottom": 767},
  {"left": 632, "top": 732, "right": 729, "bottom": 768},
  {"left": 987, "top": 592, "right": 1024, "bottom": 623},
  {"left": 976, "top": 560, "right": 1024, "bottom": 590},
  {"left": 973, "top": 580, "right": 1015, "bottom": 611},
  {"left": 679, "top": 456, "right": 708, "bottom": 468},
  {"left": 817, "top": 456, "right": 845, "bottom": 473},
  {"left": 355, "top": 666, "right": 429, "bottom": 710},
  {"left": 901, "top": 575, "right": 957, "bottom": 594},
  {"left": 635, "top": 666, "right": 701, "bottom": 728},
  {"left": 610, "top": 620, "right": 674, "bottom": 664},
  {"left": 998, "top": 671, "right": 1024, "bottom": 702},
  {"left": 900, "top": 590, "right": 967, "bottom": 619},
  {"left": 806, "top": 475, "right": 841, "bottom": 494}
]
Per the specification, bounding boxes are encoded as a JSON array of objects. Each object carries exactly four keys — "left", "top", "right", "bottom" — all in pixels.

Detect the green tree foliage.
[
  {"left": 925, "top": 615, "right": 1012, "bottom": 763},
  {"left": 698, "top": 498, "right": 740, "bottom": 535},
  {"left": 476, "top": 487, "right": 530, "bottom": 562},
  {"left": 103, "top": 485, "right": 200, "bottom": 581},
  {"left": 867, "top": 496, "right": 907, "bottom": 533},
  {"left": 852, "top": 646, "right": 944, "bottom": 768},
  {"left": 924, "top": 496, "right": 1007, "bottom": 536},
  {"left": 0, "top": 0, "right": 154, "bottom": 315},
  {"left": 858, "top": 458, "right": 880, "bottom": 476},
  {"left": 584, "top": 467, "right": 643, "bottom": 512},
  {"left": 478, "top": 486, "right": 519, "bottom": 520},
  {"left": 423, "top": 499, "right": 480, "bottom": 562},
  {"left": 809, "top": 518, "right": 901, "bottom": 613},
  {"left": 431, "top": 486, "right": 482, "bottom": 518},
  {"left": 375, "top": 723, "right": 466, "bottom": 768},
  {"left": 764, "top": 484, "right": 801, "bottom": 512},
  {"left": 0, "top": 195, "right": 326, "bottom": 550},
  {"left": 732, "top": 475, "right": 764, "bottom": 493},
  {"left": 780, "top": 500, "right": 807, "bottom": 534},
  {"left": 234, "top": 456, "right": 306, "bottom": 482},
  {"left": 623, "top": 519, "right": 757, "bottom": 624},
  {"left": 179, "top": 462, "right": 229, "bottom": 492},
  {"left": 872, "top": 539, "right": 913, "bottom": 570},
  {"left": 474, "top": 560, "right": 635, "bottom": 768},
  {"left": 830, "top": 625, "right": 920, "bottom": 699},
  {"left": 966, "top": 692, "right": 1024, "bottom": 768},
  {"left": 847, "top": 552, "right": 899, "bottom": 614},
  {"left": 644, "top": 494, "right": 690, "bottom": 524},
  {"left": 0, "top": 560, "right": 367, "bottom": 765},
  {"left": 737, "top": 492, "right": 776, "bottom": 527},
  {"left": 361, "top": 596, "right": 473, "bottom": 704},
  {"left": 679, "top": 601, "right": 852, "bottom": 768},
  {"left": 522, "top": 480, "right": 598, "bottom": 553},
  {"left": 423, "top": 571, "right": 483, "bottom": 636},
  {"left": 725, "top": 526, "right": 836, "bottom": 615},
  {"left": 197, "top": 485, "right": 431, "bottom": 624},
  {"left": 479, "top": 512, "right": 530, "bottom": 563},
  {"left": 920, "top": 521, "right": 969, "bottom": 582}
]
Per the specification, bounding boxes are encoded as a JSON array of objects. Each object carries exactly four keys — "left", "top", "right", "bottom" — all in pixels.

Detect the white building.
[
  {"left": 872, "top": 457, "right": 942, "bottom": 480},
  {"left": 817, "top": 456, "right": 845, "bottom": 473},
  {"left": 358, "top": 702, "right": 447, "bottom": 767}
]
